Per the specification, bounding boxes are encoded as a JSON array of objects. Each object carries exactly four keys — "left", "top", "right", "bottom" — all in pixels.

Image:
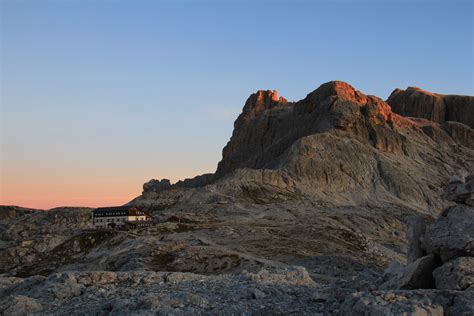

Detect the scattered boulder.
[
  {"left": 242, "top": 266, "right": 316, "bottom": 286},
  {"left": 373, "top": 172, "right": 474, "bottom": 315},
  {"left": 423, "top": 204, "right": 474, "bottom": 262},
  {"left": 433, "top": 257, "right": 474, "bottom": 291},
  {"left": 341, "top": 289, "right": 472, "bottom": 316},
  {"left": 74, "top": 271, "right": 118, "bottom": 286},
  {"left": 420, "top": 173, "right": 474, "bottom": 262},
  {"left": 379, "top": 254, "right": 438, "bottom": 290},
  {"left": 0, "top": 268, "right": 324, "bottom": 315}
]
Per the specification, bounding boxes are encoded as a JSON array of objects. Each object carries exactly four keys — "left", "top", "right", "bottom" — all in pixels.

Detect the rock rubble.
[{"left": 341, "top": 173, "right": 474, "bottom": 314}]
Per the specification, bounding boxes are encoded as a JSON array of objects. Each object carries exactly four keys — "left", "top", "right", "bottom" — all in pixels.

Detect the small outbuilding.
[{"left": 93, "top": 206, "right": 152, "bottom": 229}]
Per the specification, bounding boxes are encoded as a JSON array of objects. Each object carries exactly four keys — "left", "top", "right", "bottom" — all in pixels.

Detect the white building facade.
[{"left": 93, "top": 206, "right": 152, "bottom": 229}]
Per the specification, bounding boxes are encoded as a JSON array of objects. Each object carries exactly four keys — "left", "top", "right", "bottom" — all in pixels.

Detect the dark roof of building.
[{"left": 93, "top": 206, "right": 152, "bottom": 218}]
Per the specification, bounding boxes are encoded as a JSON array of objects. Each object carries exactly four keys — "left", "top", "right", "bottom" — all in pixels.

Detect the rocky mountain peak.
[
  {"left": 216, "top": 81, "right": 401, "bottom": 176},
  {"left": 406, "top": 86, "right": 440, "bottom": 96},
  {"left": 305, "top": 80, "right": 368, "bottom": 105},
  {"left": 236, "top": 89, "right": 289, "bottom": 126},
  {"left": 140, "top": 80, "right": 472, "bottom": 211}
]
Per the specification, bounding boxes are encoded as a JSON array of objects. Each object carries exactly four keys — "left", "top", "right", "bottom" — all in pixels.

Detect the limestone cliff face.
[
  {"left": 216, "top": 81, "right": 404, "bottom": 176},
  {"left": 387, "top": 87, "right": 474, "bottom": 129},
  {"left": 139, "top": 81, "right": 474, "bottom": 212},
  {"left": 213, "top": 81, "right": 474, "bottom": 209}
]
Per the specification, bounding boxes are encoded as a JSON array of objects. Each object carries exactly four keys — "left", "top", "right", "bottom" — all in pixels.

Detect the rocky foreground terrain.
[{"left": 1, "top": 81, "right": 473, "bottom": 315}]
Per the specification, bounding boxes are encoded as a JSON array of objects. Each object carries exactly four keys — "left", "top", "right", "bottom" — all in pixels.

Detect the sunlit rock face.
[
  {"left": 387, "top": 87, "right": 447, "bottom": 124},
  {"left": 237, "top": 89, "right": 288, "bottom": 122},
  {"left": 387, "top": 87, "right": 474, "bottom": 128},
  {"left": 217, "top": 81, "right": 404, "bottom": 176}
]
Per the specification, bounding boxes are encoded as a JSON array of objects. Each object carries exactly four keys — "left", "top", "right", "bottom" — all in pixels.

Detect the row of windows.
[
  {"left": 95, "top": 218, "right": 126, "bottom": 223},
  {"left": 95, "top": 212, "right": 127, "bottom": 217},
  {"left": 95, "top": 211, "right": 147, "bottom": 217},
  {"left": 95, "top": 216, "right": 149, "bottom": 222}
]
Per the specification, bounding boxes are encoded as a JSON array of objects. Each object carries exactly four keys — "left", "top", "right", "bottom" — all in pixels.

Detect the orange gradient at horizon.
[{"left": 0, "top": 166, "right": 213, "bottom": 210}]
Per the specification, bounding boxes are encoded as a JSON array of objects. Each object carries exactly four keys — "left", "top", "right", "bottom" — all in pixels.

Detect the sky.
[{"left": 1, "top": 0, "right": 473, "bottom": 209}]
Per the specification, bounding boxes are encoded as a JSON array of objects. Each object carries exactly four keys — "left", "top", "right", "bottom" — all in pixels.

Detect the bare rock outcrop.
[
  {"left": 342, "top": 174, "right": 474, "bottom": 314},
  {"left": 423, "top": 204, "right": 474, "bottom": 262},
  {"left": 0, "top": 295, "right": 43, "bottom": 316},
  {"left": 442, "top": 121, "right": 474, "bottom": 148},
  {"left": 387, "top": 87, "right": 474, "bottom": 128},
  {"left": 382, "top": 173, "right": 474, "bottom": 291},
  {"left": 379, "top": 254, "right": 438, "bottom": 290},
  {"left": 433, "top": 257, "right": 474, "bottom": 291},
  {"left": 442, "top": 173, "right": 474, "bottom": 206},
  {"left": 0, "top": 207, "right": 93, "bottom": 275},
  {"left": 143, "top": 178, "right": 172, "bottom": 193},
  {"left": 423, "top": 174, "right": 474, "bottom": 261},
  {"left": 341, "top": 289, "right": 473, "bottom": 316},
  {"left": 0, "top": 268, "right": 328, "bottom": 315},
  {"left": 387, "top": 87, "right": 447, "bottom": 124}
]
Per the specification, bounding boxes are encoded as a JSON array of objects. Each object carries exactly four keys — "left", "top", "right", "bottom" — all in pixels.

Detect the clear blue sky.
[{"left": 1, "top": 0, "right": 473, "bottom": 208}]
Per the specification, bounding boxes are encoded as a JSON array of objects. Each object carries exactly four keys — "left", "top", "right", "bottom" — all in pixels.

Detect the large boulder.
[
  {"left": 379, "top": 254, "right": 438, "bottom": 290},
  {"left": 423, "top": 204, "right": 474, "bottom": 262},
  {"left": 433, "top": 257, "right": 474, "bottom": 291},
  {"left": 378, "top": 173, "right": 474, "bottom": 295}
]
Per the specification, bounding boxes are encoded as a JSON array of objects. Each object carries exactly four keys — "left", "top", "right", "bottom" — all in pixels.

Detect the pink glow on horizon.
[
  {"left": 1, "top": 168, "right": 209, "bottom": 210},
  {"left": 0, "top": 195, "right": 137, "bottom": 210}
]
